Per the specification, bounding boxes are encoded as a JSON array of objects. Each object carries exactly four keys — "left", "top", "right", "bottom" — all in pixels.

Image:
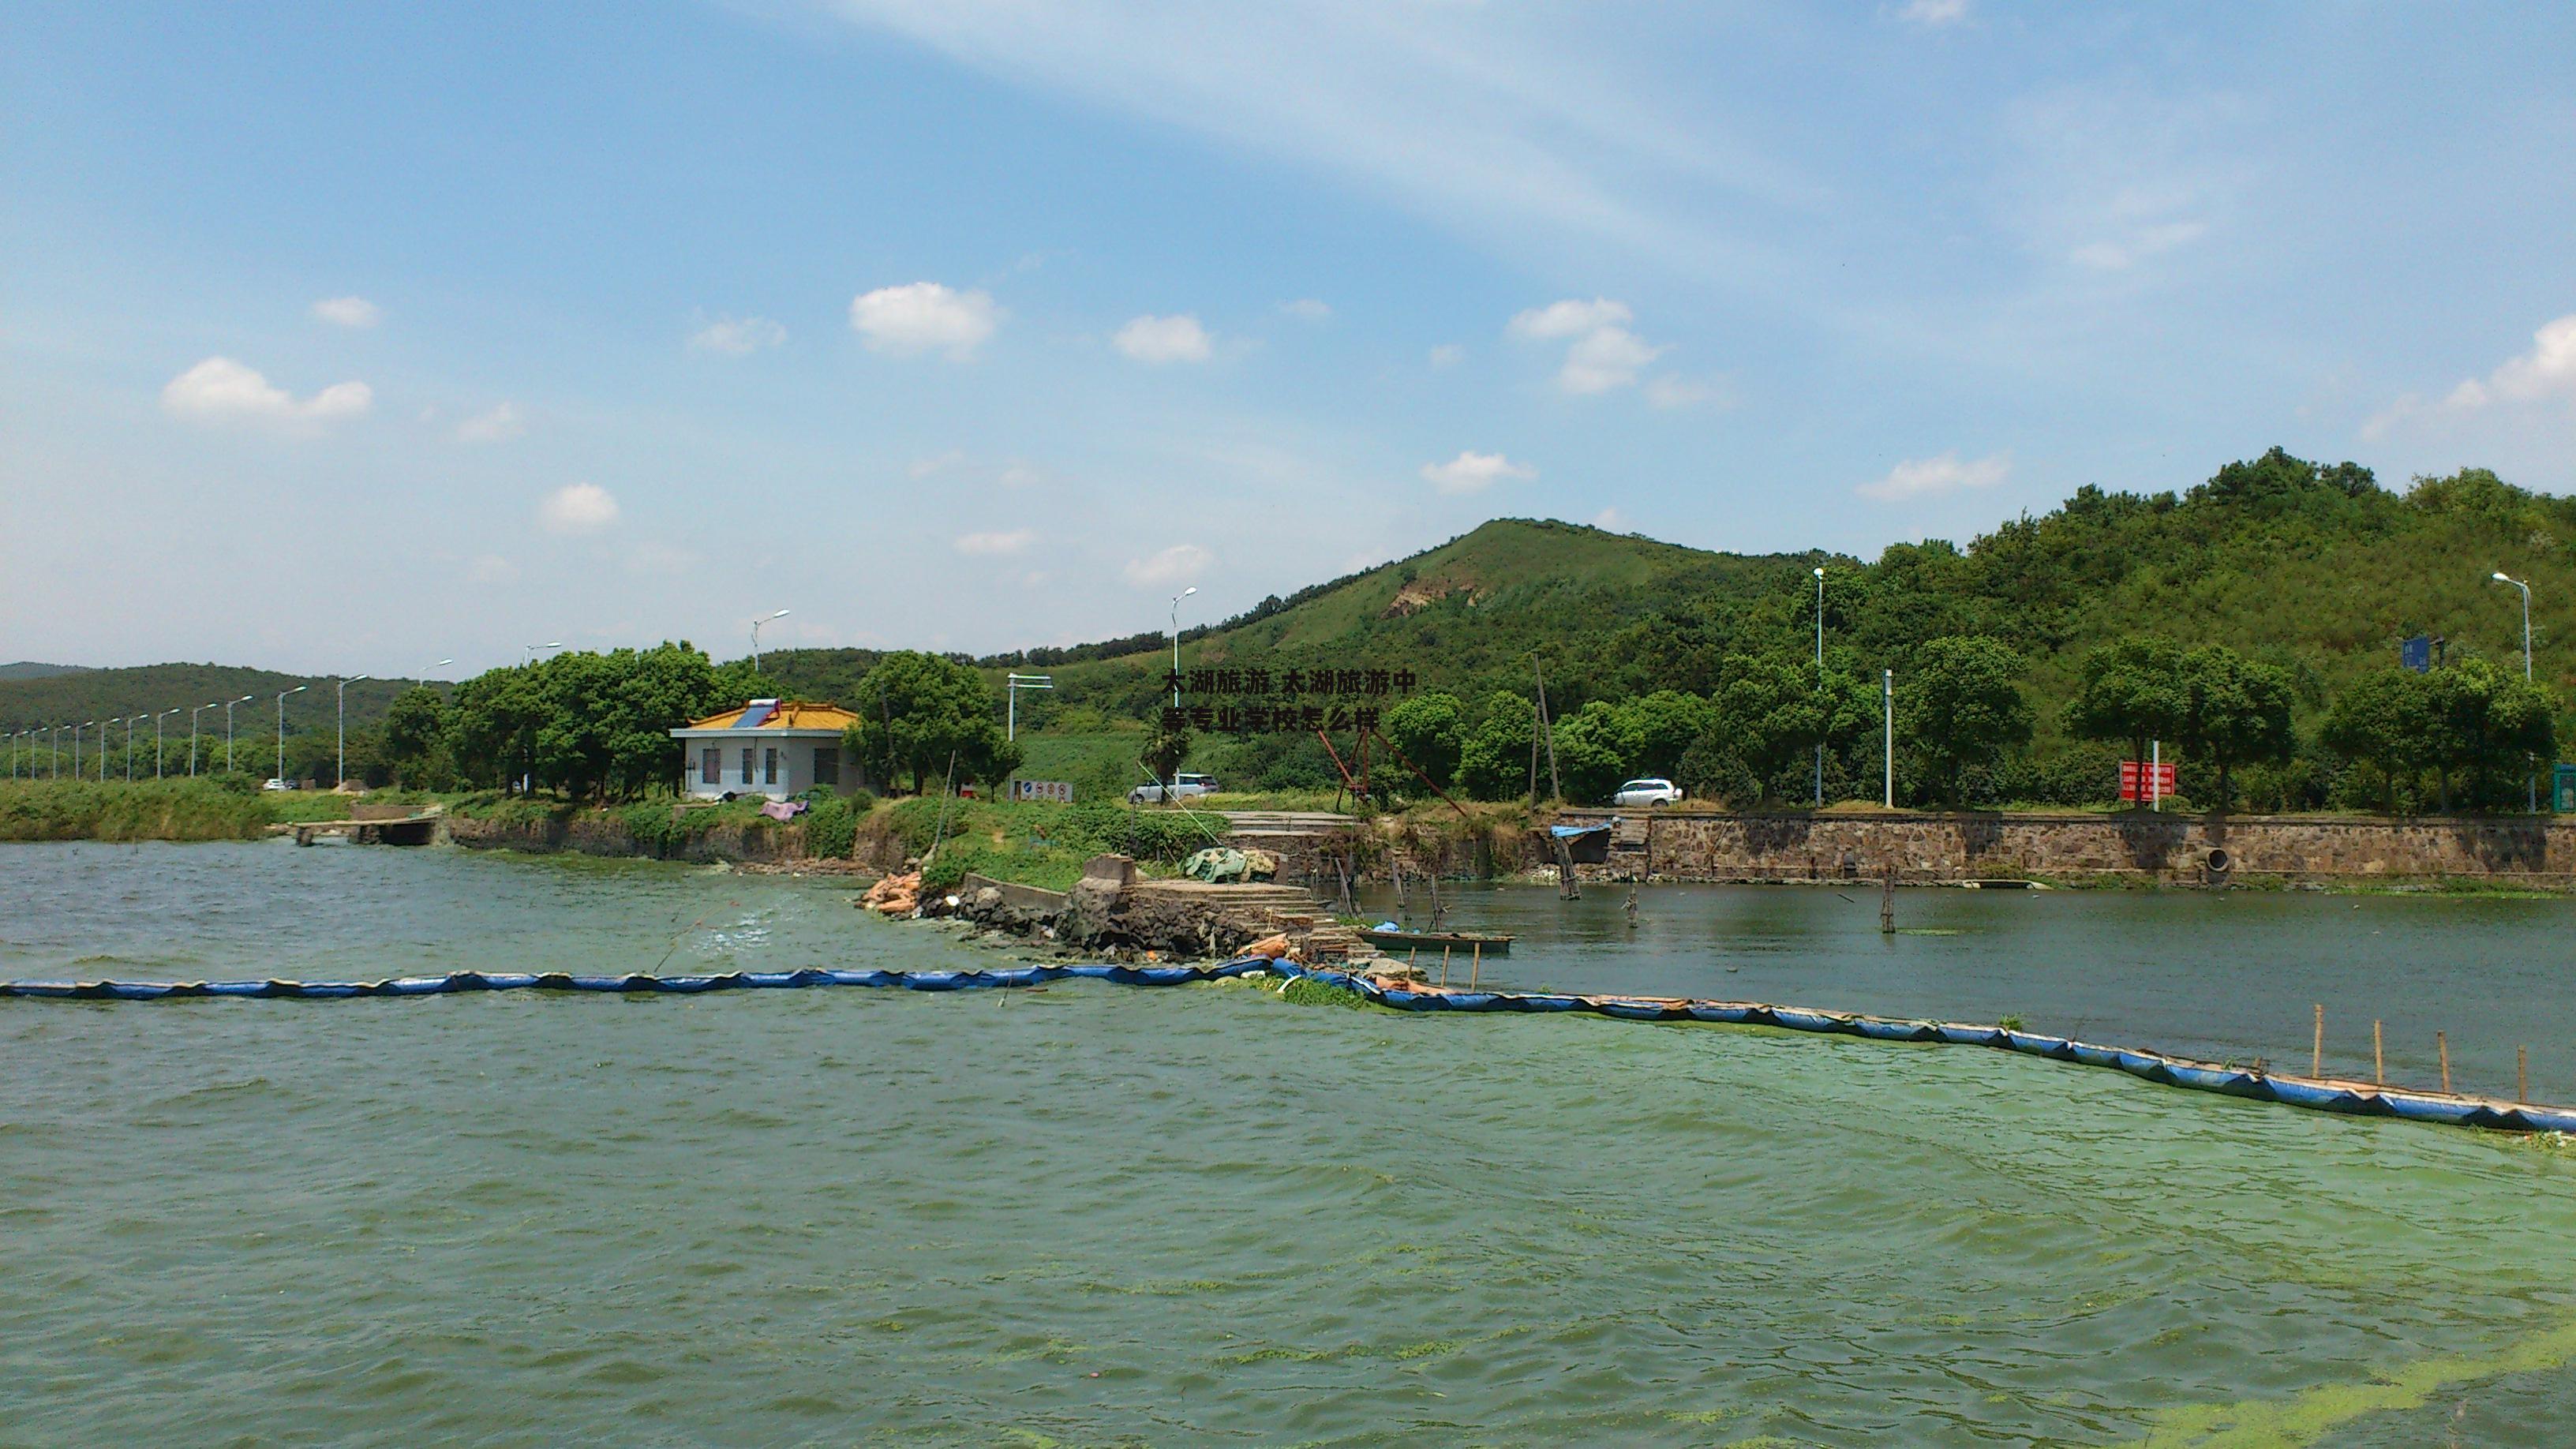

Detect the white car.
[
  {"left": 1612, "top": 777, "right": 1683, "bottom": 807},
  {"left": 1129, "top": 773, "right": 1219, "bottom": 805}
]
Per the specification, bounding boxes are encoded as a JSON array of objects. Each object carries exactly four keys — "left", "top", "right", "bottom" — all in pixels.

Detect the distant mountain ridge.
[{"left": 0, "top": 662, "right": 92, "bottom": 681}]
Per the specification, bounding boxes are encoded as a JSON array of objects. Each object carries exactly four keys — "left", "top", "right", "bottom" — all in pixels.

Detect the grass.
[{"left": 0, "top": 777, "right": 352, "bottom": 841}]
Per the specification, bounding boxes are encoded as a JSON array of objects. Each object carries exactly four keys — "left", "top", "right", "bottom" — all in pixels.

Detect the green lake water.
[{"left": 5, "top": 841, "right": 2575, "bottom": 1445}]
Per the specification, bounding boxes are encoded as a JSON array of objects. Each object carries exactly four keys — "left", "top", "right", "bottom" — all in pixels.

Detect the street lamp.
[
  {"left": 122, "top": 714, "right": 137, "bottom": 780},
  {"left": 52, "top": 724, "right": 64, "bottom": 779},
  {"left": 155, "top": 707, "right": 180, "bottom": 778},
  {"left": 223, "top": 695, "right": 253, "bottom": 774},
  {"left": 750, "top": 610, "right": 789, "bottom": 673},
  {"left": 524, "top": 641, "right": 563, "bottom": 667},
  {"left": 189, "top": 702, "right": 219, "bottom": 776},
  {"left": 423, "top": 658, "right": 454, "bottom": 693},
  {"left": 276, "top": 686, "right": 309, "bottom": 787},
  {"left": 1812, "top": 565, "right": 1826, "bottom": 808},
  {"left": 1170, "top": 586, "right": 1198, "bottom": 706},
  {"left": 1006, "top": 672, "right": 1054, "bottom": 742},
  {"left": 2492, "top": 571, "right": 2536, "bottom": 809},
  {"left": 336, "top": 676, "right": 369, "bottom": 790}
]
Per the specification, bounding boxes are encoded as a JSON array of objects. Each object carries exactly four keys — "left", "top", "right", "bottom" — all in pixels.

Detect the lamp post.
[
  {"left": 335, "top": 676, "right": 369, "bottom": 789},
  {"left": 1169, "top": 587, "right": 1198, "bottom": 706},
  {"left": 276, "top": 686, "right": 308, "bottom": 786},
  {"left": 223, "top": 695, "right": 253, "bottom": 774},
  {"left": 422, "top": 658, "right": 454, "bottom": 692},
  {"left": 524, "top": 641, "right": 562, "bottom": 667},
  {"left": 2492, "top": 571, "right": 2536, "bottom": 810},
  {"left": 750, "top": 610, "right": 789, "bottom": 673},
  {"left": 1812, "top": 566, "right": 1826, "bottom": 808},
  {"left": 53, "top": 724, "right": 64, "bottom": 778},
  {"left": 189, "top": 702, "right": 219, "bottom": 776},
  {"left": 122, "top": 714, "right": 137, "bottom": 780},
  {"left": 155, "top": 708, "right": 179, "bottom": 778},
  {"left": 1883, "top": 668, "right": 1894, "bottom": 809},
  {"left": 1005, "top": 672, "right": 1054, "bottom": 742}
]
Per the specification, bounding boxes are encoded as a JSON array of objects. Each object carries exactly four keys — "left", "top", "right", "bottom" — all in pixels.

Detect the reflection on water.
[
  {"left": 3, "top": 841, "right": 2574, "bottom": 1445},
  {"left": 1361, "top": 880, "right": 2576, "bottom": 1104}
]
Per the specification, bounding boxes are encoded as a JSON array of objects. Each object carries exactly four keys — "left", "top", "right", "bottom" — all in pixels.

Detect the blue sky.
[{"left": 5, "top": 2, "right": 2573, "bottom": 674}]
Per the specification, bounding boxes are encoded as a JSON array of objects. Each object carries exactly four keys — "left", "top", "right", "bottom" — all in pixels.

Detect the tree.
[
  {"left": 1552, "top": 700, "right": 1643, "bottom": 803},
  {"left": 2321, "top": 669, "right": 2436, "bottom": 813},
  {"left": 1456, "top": 691, "right": 1537, "bottom": 800},
  {"left": 2425, "top": 658, "right": 2555, "bottom": 810},
  {"left": 1704, "top": 653, "right": 1875, "bottom": 803},
  {"left": 1623, "top": 690, "right": 1714, "bottom": 780},
  {"left": 380, "top": 686, "right": 447, "bottom": 787},
  {"left": 841, "top": 650, "right": 1016, "bottom": 795},
  {"left": 2062, "top": 637, "right": 2188, "bottom": 794},
  {"left": 1901, "top": 635, "right": 2032, "bottom": 802},
  {"left": 1380, "top": 692, "right": 1466, "bottom": 787},
  {"left": 2177, "top": 646, "right": 2296, "bottom": 810}
]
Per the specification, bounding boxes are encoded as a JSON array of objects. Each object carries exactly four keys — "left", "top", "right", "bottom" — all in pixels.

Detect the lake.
[{"left": 5, "top": 841, "right": 2574, "bottom": 1445}]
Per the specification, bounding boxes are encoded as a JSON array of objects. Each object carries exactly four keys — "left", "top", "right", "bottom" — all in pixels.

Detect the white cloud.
[
  {"left": 1122, "top": 542, "right": 1214, "bottom": 586},
  {"left": 455, "top": 402, "right": 525, "bottom": 444},
  {"left": 1593, "top": 507, "right": 1630, "bottom": 530},
  {"left": 1114, "top": 313, "right": 1214, "bottom": 364},
  {"left": 1896, "top": 0, "right": 1968, "bottom": 26},
  {"left": 2069, "top": 219, "right": 2209, "bottom": 271},
  {"left": 1428, "top": 343, "right": 1465, "bottom": 368},
  {"left": 848, "top": 282, "right": 1002, "bottom": 359},
  {"left": 466, "top": 553, "right": 517, "bottom": 584},
  {"left": 1279, "top": 298, "right": 1331, "bottom": 321},
  {"left": 954, "top": 529, "right": 1036, "bottom": 556},
  {"left": 1507, "top": 297, "right": 1632, "bottom": 340},
  {"left": 689, "top": 314, "right": 787, "bottom": 354},
  {"left": 1420, "top": 450, "right": 1536, "bottom": 495},
  {"left": 2444, "top": 313, "right": 2576, "bottom": 410},
  {"left": 1559, "top": 324, "right": 1666, "bottom": 394},
  {"left": 160, "top": 357, "right": 372, "bottom": 431},
  {"left": 997, "top": 462, "right": 1043, "bottom": 488},
  {"left": 1857, "top": 451, "right": 2012, "bottom": 502},
  {"left": 537, "top": 481, "right": 620, "bottom": 534},
  {"left": 908, "top": 449, "right": 967, "bottom": 478},
  {"left": 311, "top": 296, "right": 380, "bottom": 328},
  {"left": 1508, "top": 298, "right": 1664, "bottom": 394},
  {"left": 1644, "top": 373, "right": 1735, "bottom": 409}
]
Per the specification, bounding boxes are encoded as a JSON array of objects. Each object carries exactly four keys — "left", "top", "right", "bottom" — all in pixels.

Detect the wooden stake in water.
[
  {"left": 2519, "top": 1046, "right": 2530, "bottom": 1104},
  {"left": 2312, "top": 1004, "right": 2323, "bottom": 1078},
  {"left": 1469, "top": 942, "right": 1482, "bottom": 990},
  {"left": 2439, "top": 1032, "right": 2451, "bottom": 1094},
  {"left": 1880, "top": 867, "right": 1896, "bottom": 934},
  {"left": 2372, "top": 1019, "right": 2384, "bottom": 1087},
  {"left": 1440, "top": 943, "right": 1452, "bottom": 987}
]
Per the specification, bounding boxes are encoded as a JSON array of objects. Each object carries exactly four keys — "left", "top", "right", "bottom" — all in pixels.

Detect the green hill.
[
  {"left": 983, "top": 450, "right": 2575, "bottom": 806},
  {"left": 0, "top": 665, "right": 435, "bottom": 773}
]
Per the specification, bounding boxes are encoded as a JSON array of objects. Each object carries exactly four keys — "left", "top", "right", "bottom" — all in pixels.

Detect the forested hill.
[
  {"left": 999, "top": 448, "right": 2572, "bottom": 758},
  {"left": 0, "top": 665, "right": 426, "bottom": 743}
]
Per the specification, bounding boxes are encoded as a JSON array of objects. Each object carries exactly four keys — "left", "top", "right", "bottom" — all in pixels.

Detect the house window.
[
  {"left": 764, "top": 747, "right": 779, "bottom": 786},
  {"left": 700, "top": 747, "right": 721, "bottom": 784},
  {"left": 812, "top": 747, "right": 840, "bottom": 788},
  {"left": 740, "top": 747, "right": 755, "bottom": 785}
]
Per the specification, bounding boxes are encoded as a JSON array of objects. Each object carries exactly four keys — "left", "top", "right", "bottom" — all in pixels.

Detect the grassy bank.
[{"left": 0, "top": 778, "right": 353, "bottom": 842}]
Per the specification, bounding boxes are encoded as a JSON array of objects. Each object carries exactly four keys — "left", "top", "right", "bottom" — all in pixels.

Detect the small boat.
[{"left": 1359, "top": 923, "right": 1513, "bottom": 954}]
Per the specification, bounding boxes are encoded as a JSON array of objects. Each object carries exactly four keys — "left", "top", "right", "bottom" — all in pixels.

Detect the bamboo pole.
[
  {"left": 1470, "top": 942, "right": 1481, "bottom": 990},
  {"left": 2439, "top": 1032, "right": 2451, "bottom": 1094},
  {"left": 2519, "top": 1046, "right": 2530, "bottom": 1104},
  {"left": 1441, "top": 943, "right": 1452, "bottom": 987},
  {"left": 2311, "top": 1004, "right": 2323, "bottom": 1078},
  {"left": 2372, "top": 1020, "right": 2384, "bottom": 1087}
]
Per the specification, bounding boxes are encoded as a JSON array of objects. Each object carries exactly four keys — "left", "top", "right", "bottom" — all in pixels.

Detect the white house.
[{"left": 669, "top": 699, "right": 863, "bottom": 800}]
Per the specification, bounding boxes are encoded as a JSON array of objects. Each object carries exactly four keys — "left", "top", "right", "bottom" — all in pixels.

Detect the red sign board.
[{"left": 2119, "top": 761, "right": 2177, "bottom": 801}]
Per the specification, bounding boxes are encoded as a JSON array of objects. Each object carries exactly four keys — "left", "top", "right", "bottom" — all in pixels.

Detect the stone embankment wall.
[
  {"left": 1550, "top": 810, "right": 2576, "bottom": 886},
  {"left": 444, "top": 811, "right": 814, "bottom": 864}
]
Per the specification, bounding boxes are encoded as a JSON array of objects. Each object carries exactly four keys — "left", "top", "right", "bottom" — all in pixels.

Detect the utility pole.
[
  {"left": 1813, "top": 566, "right": 1826, "bottom": 807},
  {"left": 1005, "top": 672, "right": 1054, "bottom": 742},
  {"left": 1531, "top": 655, "right": 1561, "bottom": 803}
]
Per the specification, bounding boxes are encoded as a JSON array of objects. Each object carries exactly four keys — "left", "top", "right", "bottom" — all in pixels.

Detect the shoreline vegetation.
[{"left": 5, "top": 778, "right": 2575, "bottom": 897}]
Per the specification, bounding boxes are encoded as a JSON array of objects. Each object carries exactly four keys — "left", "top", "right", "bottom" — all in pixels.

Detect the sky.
[{"left": 4, "top": 1, "right": 2573, "bottom": 675}]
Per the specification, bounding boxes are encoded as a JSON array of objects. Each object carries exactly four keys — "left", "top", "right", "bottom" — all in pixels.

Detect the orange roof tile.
[{"left": 677, "top": 701, "right": 861, "bottom": 732}]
